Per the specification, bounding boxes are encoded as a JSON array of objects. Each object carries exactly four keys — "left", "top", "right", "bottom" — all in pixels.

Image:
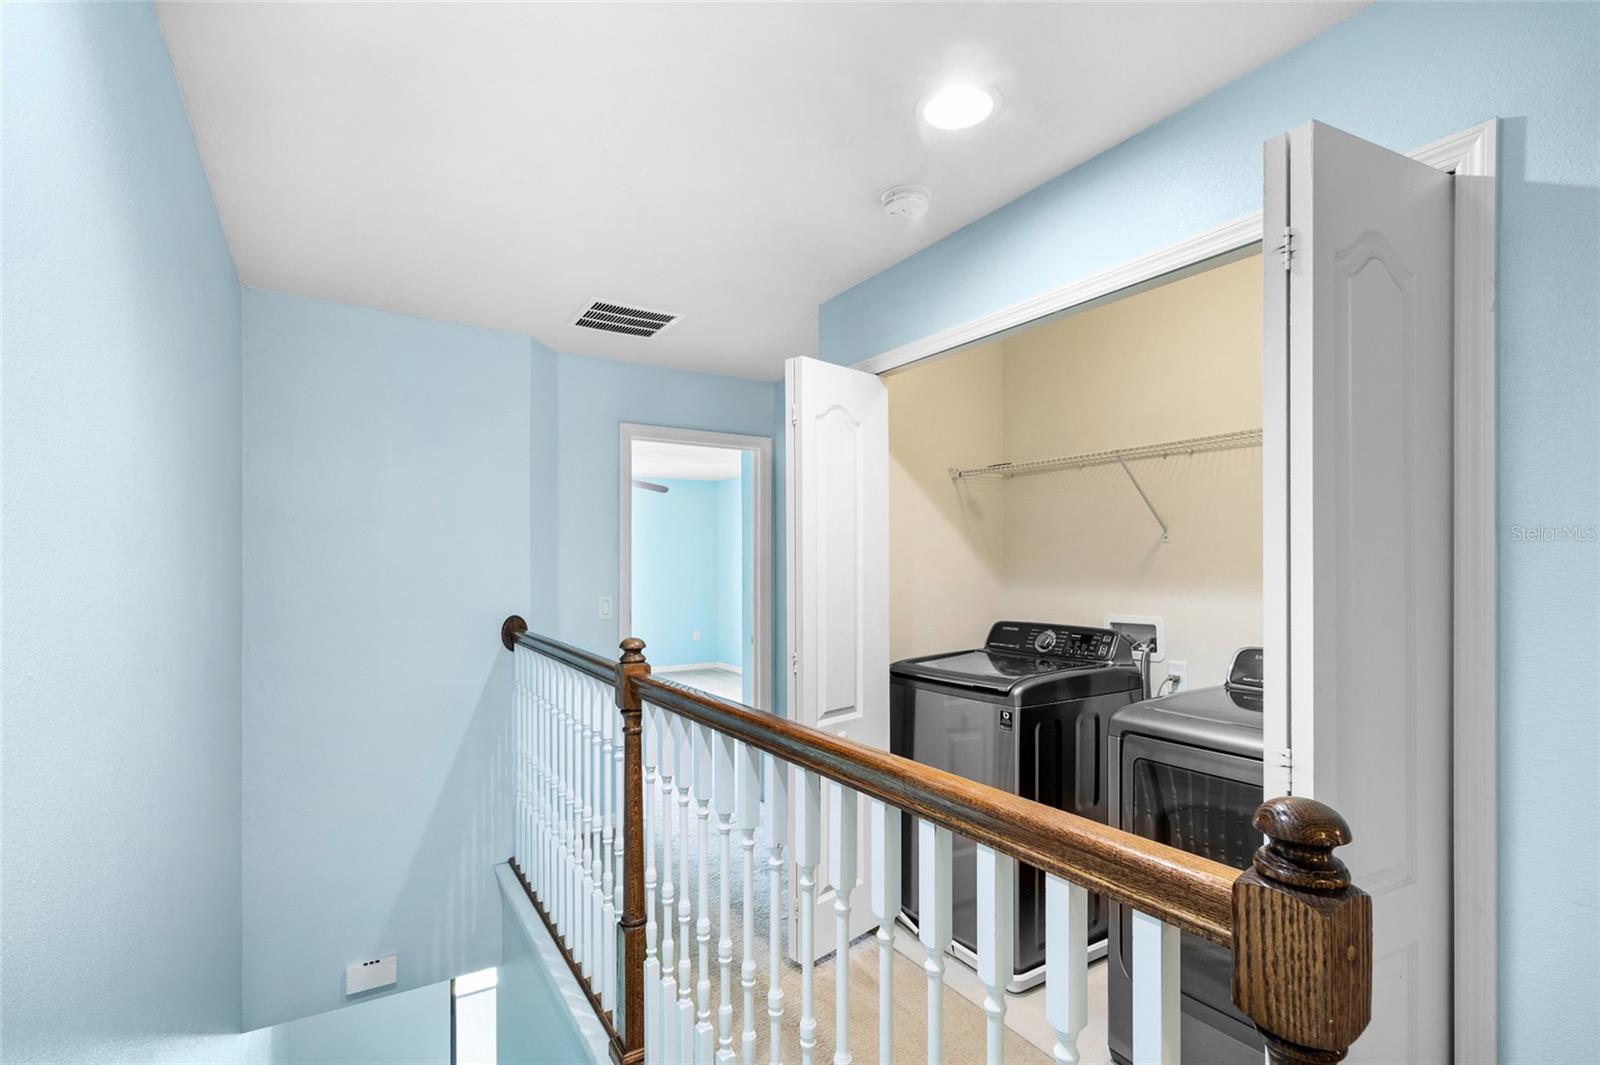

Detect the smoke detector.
[{"left": 881, "top": 185, "right": 931, "bottom": 223}]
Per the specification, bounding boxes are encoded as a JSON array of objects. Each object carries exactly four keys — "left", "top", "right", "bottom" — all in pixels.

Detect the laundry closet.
[{"left": 882, "top": 249, "right": 1269, "bottom": 1064}]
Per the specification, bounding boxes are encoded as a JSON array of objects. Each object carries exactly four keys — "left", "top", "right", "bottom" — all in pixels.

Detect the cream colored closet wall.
[
  {"left": 885, "top": 340, "right": 1006, "bottom": 662},
  {"left": 887, "top": 253, "right": 1262, "bottom": 689},
  {"left": 999, "top": 253, "right": 1262, "bottom": 690}
]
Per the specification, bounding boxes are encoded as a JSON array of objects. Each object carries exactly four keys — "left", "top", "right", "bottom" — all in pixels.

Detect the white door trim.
[
  {"left": 618, "top": 422, "right": 775, "bottom": 711},
  {"left": 850, "top": 119, "right": 1498, "bottom": 1057}
]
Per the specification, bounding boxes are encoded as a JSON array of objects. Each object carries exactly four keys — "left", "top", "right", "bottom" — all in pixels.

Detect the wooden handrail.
[
  {"left": 635, "top": 670, "right": 1240, "bottom": 944},
  {"left": 503, "top": 618, "right": 617, "bottom": 680},
  {"left": 498, "top": 618, "right": 1374, "bottom": 1065}
]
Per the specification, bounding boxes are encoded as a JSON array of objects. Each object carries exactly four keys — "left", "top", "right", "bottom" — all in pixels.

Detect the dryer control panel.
[{"left": 984, "top": 621, "right": 1121, "bottom": 663}]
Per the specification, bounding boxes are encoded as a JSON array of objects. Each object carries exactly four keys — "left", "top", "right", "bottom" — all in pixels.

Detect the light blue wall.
[
  {"left": 553, "top": 353, "right": 785, "bottom": 711},
  {"left": 264, "top": 982, "right": 449, "bottom": 1065},
  {"left": 241, "top": 289, "right": 530, "bottom": 1028},
  {"left": 631, "top": 478, "right": 725, "bottom": 666},
  {"left": 0, "top": 3, "right": 268, "bottom": 1061},
  {"left": 497, "top": 882, "right": 590, "bottom": 1065},
  {"left": 818, "top": 4, "right": 1600, "bottom": 1056}
]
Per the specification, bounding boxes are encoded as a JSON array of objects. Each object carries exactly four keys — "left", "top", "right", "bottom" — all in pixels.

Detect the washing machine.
[{"left": 890, "top": 621, "right": 1143, "bottom": 990}]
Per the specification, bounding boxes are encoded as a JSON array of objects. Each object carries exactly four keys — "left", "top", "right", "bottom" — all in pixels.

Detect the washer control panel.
[{"left": 984, "top": 621, "right": 1120, "bottom": 663}]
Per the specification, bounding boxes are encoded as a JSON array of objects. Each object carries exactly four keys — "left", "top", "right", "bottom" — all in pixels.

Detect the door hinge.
[
  {"left": 1277, "top": 227, "right": 1295, "bottom": 271},
  {"left": 789, "top": 404, "right": 797, "bottom": 427},
  {"left": 1277, "top": 747, "right": 1294, "bottom": 791},
  {"left": 790, "top": 652, "right": 799, "bottom": 675}
]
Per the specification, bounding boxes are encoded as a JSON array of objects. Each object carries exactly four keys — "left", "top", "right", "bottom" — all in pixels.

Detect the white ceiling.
[
  {"left": 156, "top": 2, "right": 1363, "bottom": 381},
  {"left": 632, "top": 440, "right": 742, "bottom": 482}
]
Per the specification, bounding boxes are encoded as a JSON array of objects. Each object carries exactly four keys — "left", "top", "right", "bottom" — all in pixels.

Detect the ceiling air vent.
[{"left": 571, "top": 300, "right": 679, "bottom": 339}]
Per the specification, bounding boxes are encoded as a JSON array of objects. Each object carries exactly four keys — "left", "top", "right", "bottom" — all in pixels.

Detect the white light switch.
[
  {"left": 346, "top": 953, "right": 397, "bottom": 996},
  {"left": 598, "top": 596, "right": 613, "bottom": 620},
  {"left": 692, "top": 629, "right": 701, "bottom": 642}
]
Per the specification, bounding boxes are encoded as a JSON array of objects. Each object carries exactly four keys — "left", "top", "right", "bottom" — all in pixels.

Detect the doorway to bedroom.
[{"left": 620, "top": 424, "right": 773, "bottom": 709}]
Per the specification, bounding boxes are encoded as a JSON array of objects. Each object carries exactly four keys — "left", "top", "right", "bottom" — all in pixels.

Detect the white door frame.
[
  {"left": 618, "top": 422, "right": 775, "bottom": 711},
  {"left": 851, "top": 119, "right": 1498, "bottom": 1056}
]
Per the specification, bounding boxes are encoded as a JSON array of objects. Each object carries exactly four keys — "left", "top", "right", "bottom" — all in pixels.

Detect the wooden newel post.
[
  {"left": 1232, "top": 796, "right": 1373, "bottom": 1065},
  {"left": 615, "top": 637, "right": 651, "bottom": 1065}
]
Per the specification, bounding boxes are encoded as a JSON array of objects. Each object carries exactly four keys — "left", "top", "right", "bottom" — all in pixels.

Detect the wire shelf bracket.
[{"left": 946, "top": 428, "right": 1263, "bottom": 543}]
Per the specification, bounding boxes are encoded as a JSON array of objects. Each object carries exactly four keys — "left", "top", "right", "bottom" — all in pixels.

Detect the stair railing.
[{"left": 499, "top": 617, "right": 1372, "bottom": 1065}]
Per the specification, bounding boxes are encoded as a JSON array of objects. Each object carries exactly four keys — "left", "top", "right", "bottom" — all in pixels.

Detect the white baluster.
[
  {"left": 644, "top": 704, "right": 661, "bottom": 1062},
  {"left": 513, "top": 648, "right": 524, "bottom": 874},
  {"left": 1044, "top": 875, "right": 1088, "bottom": 1065},
  {"left": 714, "top": 731, "right": 737, "bottom": 1065},
  {"left": 592, "top": 678, "right": 606, "bottom": 989},
  {"left": 1131, "top": 911, "right": 1179, "bottom": 1065},
  {"left": 545, "top": 656, "right": 557, "bottom": 906},
  {"left": 765, "top": 755, "right": 788, "bottom": 1065},
  {"left": 829, "top": 783, "right": 858, "bottom": 1065},
  {"left": 589, "top": 679, "right": 604, "bottom": 980},
  {"left": 560, "top": 665, "right": 572, "bottom": 927},
  {"left": 527, "top": 652, "right": 535, "bottom": 882},
  {"left": 561, "top": 665, "right": 575, "bottom": 938},
  {"left": 869, "top": 801, "right": 900, "bottom": 1065},
  {"left": 597, "top": 678, "right": 615, "bottom": 1009},
  {"left": 674, "top": 714, "right": 695, "bottom": 1058},
  {"left": 572, "top": 665, "right": 585, "bottom": 959},
  {"left": 694, "top": 723, "right": 716, "bottom": 1064},
  {"left": 795, "top": 770, "right": 822, "bottom": 1065},
  {"left": 657, "top": 708, "right": 680, "bottom": 1063},
  {"left": 976, "top": 846, "right": 1015, "bottom": 1065},
  {"left": 613, "top": 677, "right": 626, "bottom": 921},
  {"left": 533, "top": 654, "right": 544, "bottom": 897},
  {"left": 737, "top": 741, "right": 761, "bottom": 1065},
  {"left": 918, "top": 820, "right": 952, "bottom": 1065},
  {"left": 532, "top": 653, "right": 544, "bottom": 897}
]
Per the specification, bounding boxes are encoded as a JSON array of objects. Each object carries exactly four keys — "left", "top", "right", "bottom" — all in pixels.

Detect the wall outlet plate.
[
  {"left": 1106, "top": 614, "right": 1165, "bottom": 663},
  {"left": 1167, "top": 660, "right": 1189, "bottom": 691},
  {"left": 692, "top": 629, "right": 701, "bottom": 641},
  {"left": 346, "top": 953, "right": 397, "bottom": 996},
  {"left": 598, "top": 595, "right": 613, "bottom": 620}
]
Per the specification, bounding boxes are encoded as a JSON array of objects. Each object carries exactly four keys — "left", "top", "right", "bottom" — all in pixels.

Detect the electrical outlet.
[
  {"left": 692, "top": 629, "right": 702, "bottom": 642},
  {"left": 598, "top": 596, "right": 613, "bottom": 620},
  {"left": 346, "top": 953, "right": 397, "bottom": 996},
  {"left": 1167, "top": 660, "right": 1189, "bottom": 691}
]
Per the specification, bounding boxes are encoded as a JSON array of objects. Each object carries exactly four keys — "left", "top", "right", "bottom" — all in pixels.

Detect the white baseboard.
[{"left": 655, "top": 662, "right": 742, "bottom": 675}]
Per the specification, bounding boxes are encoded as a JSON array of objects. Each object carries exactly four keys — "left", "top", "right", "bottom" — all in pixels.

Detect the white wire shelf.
[
  {"left": 946, "top": 428, "right": 1263, "bottom": 481},
  {"left": 946, "top": 428, "right": 1263, "bottom": 542}
]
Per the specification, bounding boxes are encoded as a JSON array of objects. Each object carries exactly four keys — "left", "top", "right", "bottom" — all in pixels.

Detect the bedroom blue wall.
[
  {"left": 0, "top": 4, "right": 269, "bottom": 1061},
  {"left": 818, "top": 3, "right": 1600, "bottom": 1057},
  {"left": 632, "top": 478, "right": 726, "bottom": 666}
]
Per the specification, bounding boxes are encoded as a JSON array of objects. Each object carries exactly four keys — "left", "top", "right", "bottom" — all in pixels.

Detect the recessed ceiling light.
[{"left": 919, "top": 82, "right": 999, "bottom": 131}]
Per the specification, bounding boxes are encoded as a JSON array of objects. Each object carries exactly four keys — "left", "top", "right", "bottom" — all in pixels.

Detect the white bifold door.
[
  {"left": 1263, "top": 121, "right": 1454, "bottom": 1062},
  {"left": 784, "top": 355, "right": 888, "bottom": 961}
]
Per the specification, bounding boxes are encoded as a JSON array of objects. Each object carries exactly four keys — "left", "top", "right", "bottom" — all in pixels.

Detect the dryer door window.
[{"left": 1115, "top": 736, "right": 1264, "bottom": 1049}]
